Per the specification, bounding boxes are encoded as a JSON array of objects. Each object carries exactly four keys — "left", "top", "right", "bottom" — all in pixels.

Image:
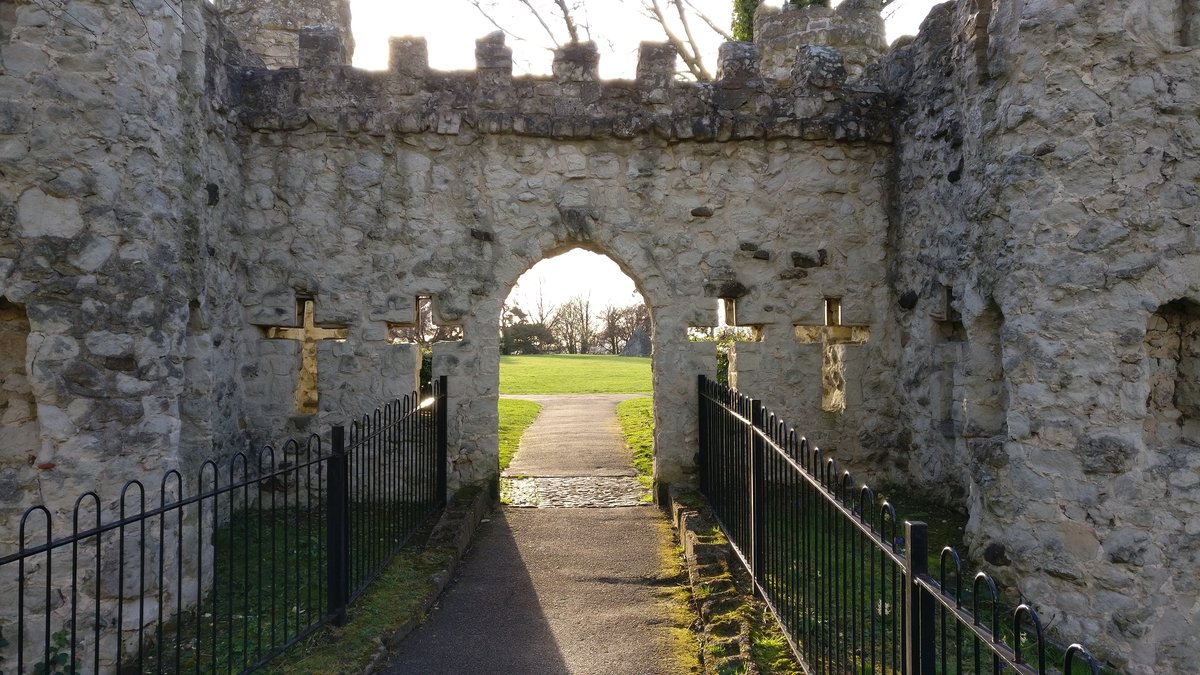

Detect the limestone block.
[
  {"left": 636, "top": 42, "right": 676, "bottom": 104},
  {"left": 728, "top": 341, "right": 765, "bottom": 390},
  {"left": 717, "top": 42, "right": 760, "bottom": 87},
  {"left": 17, "top": 188, "right": 84, "bottom": 238},
  {"left": 795, "top": 45, "right": 847, "bottom": 90}
]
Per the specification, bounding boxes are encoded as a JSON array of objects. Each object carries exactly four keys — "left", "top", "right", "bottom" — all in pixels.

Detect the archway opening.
[{"left": 495, "top": 248, "right": 655, "bottom": 507}]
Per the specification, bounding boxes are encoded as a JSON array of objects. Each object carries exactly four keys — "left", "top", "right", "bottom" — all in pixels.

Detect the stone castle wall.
[
  {"left": 0, "top": 0, "right": 261, "bottom": 667},
  {"left": 230, "top": 16, "right": 896, "bottom": 489},
  {"left": 2, "top": 0, "right": 1200, "bottom": 671},
  {"left": 0, "top": 0, "right": 256, "bottom": 524},
  {"left": 884, "top": 0, "right": 1200, "bottom": 670}
]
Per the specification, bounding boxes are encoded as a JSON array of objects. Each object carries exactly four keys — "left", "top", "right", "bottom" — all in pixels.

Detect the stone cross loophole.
[
  {"left": 388, "top": 296, "right": 464, "bottom": 387},
  {"left": 794, "top": 298, "right": 870, "bottom": 414},
  {"left": 388, "top": 295, "right": 464, "bottom": 345},
  {"left": 687, "top": 298, "right": 763, "bottom": 341},
  {"left": 688, "top": 299, "right": 762, "bottom": 386},
  {"left": 264, "top": 298, "right": 348, "bottom": 414}
]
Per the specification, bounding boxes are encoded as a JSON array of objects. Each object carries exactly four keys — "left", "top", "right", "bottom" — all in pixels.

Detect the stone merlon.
[{"left": 232, "top": 13, "right": 892, "bottom": 143}]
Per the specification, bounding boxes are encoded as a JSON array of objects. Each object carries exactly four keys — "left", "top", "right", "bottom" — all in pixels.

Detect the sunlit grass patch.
[
  {"left": 617, "top": 396, "right": 654, "bottom": 490},
  {"left": 498, "top": 398, "right": 542, "bottom": 472},
  {"left": 499, "top": 354, "right": 651, "bottom": 394}
]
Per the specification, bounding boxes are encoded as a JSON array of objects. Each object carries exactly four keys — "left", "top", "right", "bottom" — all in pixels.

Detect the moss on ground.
[
  {"left": 261, "top": 488, "right": 484, "bottom": 674},
  {"left": 259, "top": 540, "right": 448, "bottom": 674},
  {"left": 651, "top": 518, "right": 704, "bottom": 674}
]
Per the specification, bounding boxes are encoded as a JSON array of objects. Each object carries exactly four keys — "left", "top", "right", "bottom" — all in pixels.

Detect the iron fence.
[
  {"left": 0, "top": 377, "right": 447, "bottom": 674},
  {"left": 697, "top": 375, "right": 1105, "bottom": 675}
]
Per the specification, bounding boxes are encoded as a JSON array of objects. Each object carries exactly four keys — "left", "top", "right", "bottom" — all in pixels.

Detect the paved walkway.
[
  {"left": 502, "top": 394, "right": 650, "bottom": 507},
  {"left": 382, "top": 508, "right": 687, "bottom": 675},
  {"left": 503, "top": 394, "right": 642, "bottom": 477},
  {"left": 385, "top": 393, "right": 689, "bottom": 675}
]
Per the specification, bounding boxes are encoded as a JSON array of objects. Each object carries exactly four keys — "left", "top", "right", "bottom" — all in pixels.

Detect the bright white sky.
[
  {"left": 347, "top": 0, "right": 940, "bottom": 313},
  {"left": 350, "top": 0, "right": 940, "bottom": 76},
  {"left": 507, "top": 250, "right": 644, "bottom": 315}
]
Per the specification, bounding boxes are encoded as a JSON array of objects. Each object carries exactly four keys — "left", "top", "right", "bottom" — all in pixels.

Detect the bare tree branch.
[
  {"left": 681, "top": 0, "right": 733, "bottom": 41},
  {"left": 470, "top": 0, "right": 723, "bottom": 80},
  {"left": 647, "top": 0, "right": 710, "bottom": 80},
  {"left": 672, "top": 0, "right": 705, "bottom": 73},
  {"left": 467, "top": 0, "right": 533, "bottom": 44},
  {"left": 31, "top": 0, "right": 97, "bottom": 37},
  {"left": 552, "top": 0, "right": 582, "bottom": 43},
  {"left": 518, "top": 0, "right": 566, "bottom": 47}
]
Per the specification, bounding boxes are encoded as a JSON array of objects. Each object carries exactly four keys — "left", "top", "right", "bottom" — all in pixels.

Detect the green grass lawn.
[
  {"left": 499, "top": 354, "right": 651, "bottom": 394},
  {"left": 498, "top": 398, "right": 542, "bottom": 471},
  {"left": 616, "top": 396, "right": 654, "bottom": 486}
]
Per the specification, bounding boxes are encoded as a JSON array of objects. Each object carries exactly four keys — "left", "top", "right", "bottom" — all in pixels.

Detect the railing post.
[
  {"left": 327, "top": 425, "right": 350, "bottom": 627},
  {"left": 697, "top": 374, "right": 708, "bottom": 495},
  {"left": 905, "top": 521, "right": 935, "bottom": 675},
  {"left": 749, "top": 398, "right": 766, "bottom": 586},
  {"left": 435, "top": 375, "right": 448, "bottom": 506}
]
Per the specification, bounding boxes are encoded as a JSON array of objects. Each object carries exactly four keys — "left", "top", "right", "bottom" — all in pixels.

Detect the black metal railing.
[
  {"left": 0, "top": 377, "right": 447, "bottom": 674},
  {"left": 698, "top": 375, "right": 1105, "bottom": 675}
]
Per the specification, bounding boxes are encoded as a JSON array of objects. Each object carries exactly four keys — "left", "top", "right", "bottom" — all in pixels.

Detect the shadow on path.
[
  {"left": 387, "top": 393, "right": 686, "bottom": 674},
  {"left": 384, "top": 507, "right": 685, "bottom": 675}
]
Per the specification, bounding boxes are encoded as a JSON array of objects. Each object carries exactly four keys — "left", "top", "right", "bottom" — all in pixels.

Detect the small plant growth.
[{"left": 33, "top": 628, "right": 78, "bottom": 675}]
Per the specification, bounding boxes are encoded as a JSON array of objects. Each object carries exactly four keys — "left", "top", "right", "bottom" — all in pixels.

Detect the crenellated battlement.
[{"left": 231, "top": 6, "right": 892, "bottom": 144}]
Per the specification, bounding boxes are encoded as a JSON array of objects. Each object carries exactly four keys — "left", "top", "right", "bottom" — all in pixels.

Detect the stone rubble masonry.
[
  {"left": 215, "top": 0, "right": 353, "bottom": 70},
  {"left": 882, "top": 0, "right": 1200, "bottom": 670},
  {"left": 0, "top": 0, "right": 1198, "bottom": 671}
]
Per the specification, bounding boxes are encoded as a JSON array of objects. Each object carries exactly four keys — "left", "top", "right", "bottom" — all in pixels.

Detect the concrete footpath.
[
  {"left": 502, "top": 394, "right": 650, "bottom": 507},
  {"left": 503, "top": 393, "right": 642, "bottom": 477},
  {"left": 383, "top": 393, "right": 692, "bottom": 675},
  {"left": 381, "top": 508, "right": 687, "bottom": 675}
]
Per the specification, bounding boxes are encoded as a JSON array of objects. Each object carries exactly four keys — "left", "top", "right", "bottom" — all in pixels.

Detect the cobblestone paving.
[{"left": 501, "top": 475, "right": 649, "bottom": 507}]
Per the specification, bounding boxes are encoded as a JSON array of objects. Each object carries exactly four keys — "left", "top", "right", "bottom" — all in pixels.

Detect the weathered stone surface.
[
  {"left": 880, "top": 0, "right": 1200, "bottom": 669},
  {"left": 17, "top": 188, "right": 84, "bottom": 238},
  {"left": 1, "top": 0, "right": 1198, "bottom": 671}
]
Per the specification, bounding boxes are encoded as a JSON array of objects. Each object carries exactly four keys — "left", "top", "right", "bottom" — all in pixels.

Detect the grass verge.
[
  {"left": 135, "top": 502, "right": 435, "bottom": 674},
  {"left": 500, "top": 354, "right": 651, "bottom": 394},
  {"left": 498, "top": 398, "right": 542, "bottom": 472},
  {"left": 260, "top": 539, "right": 451, "bottom": 674},
  {"left": 749, "top": 608, "right": 802, "bottom": 675},
  {"left": 616, "top": 396, "right": 654, "bottom": 488}
]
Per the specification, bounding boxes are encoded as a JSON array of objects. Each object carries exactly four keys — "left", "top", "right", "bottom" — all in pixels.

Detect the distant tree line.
[{"left": 501, "top": 294, "right": 650, "bottom": 356}]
